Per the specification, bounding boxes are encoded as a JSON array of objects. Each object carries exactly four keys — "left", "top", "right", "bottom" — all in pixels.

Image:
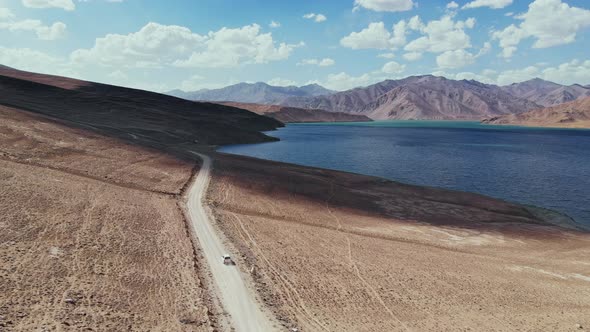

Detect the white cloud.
[
  {"left": 377, "top": 52, "right": 396, "bottom": 59},
  {"left": 0, "top": 8, "right": 14, "bottom": 19},
  {"left": 495, "top": 66, "right": 541, "bottom": 85},
  {"left": 407, "top": 15, "right": 423, "bottom": 30},
  {"left": 440, "top": 59, "right": 590, "bottom": 86},
  {"left": 463, "top": 0, "right": 513, "bottom": 9},
  {"left": 404, "top": 15, "right": 475, "bottom": 53},
  {"left": 353, "top": 0, "right": 414, "bottom": 12},
  {"left": 180, "top": 74, "right": 206, "bottom": 91},
  {"left": 446, "top": 1, "right": 459, "bottom": 9},
  {"left": 267, "top": 77, "right": 298, "bottom": 86},
  {"left": 391, "top": 20, "right": 407, "bottom": 47},
  {"left": 269, "top": 20, "right": 281, "bottom": 28},
  {"left": 71, "top": 22, "right": 303, "bottom": 69},
  {"left": 540, "top": 59, "right": 590, "bottom": 86},
  {"left": 381, "top": 61, "right": 405, "bottom": 74},
  {"left": 303, "top": 13, "right": 327, "bottom": 23},
  {"left": 454, "top": 71, "right": 496, "bottom": 84},
  {"left": 0, "top": 47, "right": 65, "bottom": 73},
  {"left": 22, "top": 0, "right": 75, "bottom": 11},
  {"left": 322, "top": 72, "right": 375, "bottom": 90},
  {"left": 436, "top": 42, "right": 490, "bottom": 69},
  {"left": 340, "top": 21, "right": 407, "bottom": 50},
  {"left": 436, "top": 49, "right": 477, "bottom": 69},
  {"left": 0, "top": 19, "right": 67, "bottom": 40},
  {"left": 403, "top": 52, "right": 422, "bottom": 61},
  {"left": 297, "top": 58, "right": 335, "bottom": 67},
  {"left": 492, "top": 0, "right": 590, "bottom": 58}
]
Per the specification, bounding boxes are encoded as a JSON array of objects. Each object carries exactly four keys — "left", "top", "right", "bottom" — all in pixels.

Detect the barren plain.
[
  {"left": 0, "top": 106, "right": 214, "bottom": 331},
  {"left": 2, "top": 66, "right": 590, "bottom": 332},
  {"left": 207, "top": 153, "right": 590, "bottom": 332}
]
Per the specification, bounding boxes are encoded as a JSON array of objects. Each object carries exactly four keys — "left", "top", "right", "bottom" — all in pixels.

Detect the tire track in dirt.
[
  {"left": 325, "top": 204, "right": 412, "bottom": 332},
  {"left": 228, "top": 212, "right": 330, "bottom": 332},
  {"left": 0, "top": 154, "right": 177, "bottom": 197}
]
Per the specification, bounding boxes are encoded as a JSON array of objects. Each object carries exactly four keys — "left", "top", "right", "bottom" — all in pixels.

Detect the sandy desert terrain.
[
  {"left": 207, "top": 153, "right": 590, "bottom": 332},
  {"left": 0, "top": 106, "right": 216, "bottom": 331}
]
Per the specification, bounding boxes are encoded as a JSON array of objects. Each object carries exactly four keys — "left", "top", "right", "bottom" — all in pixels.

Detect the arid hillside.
[
  {"left": 168, "top": 82, "right": 334, "bottom": 104},
  {"left": 0, "top": 67, "right": 283, "bottom": 147},
  {"left": 281, "top": 75, "right": 540, "bottom": 120},
  {"left": 483, "top": 97, "right": 590, "bottom": 128},
  {"left": 207, "top": 153, "right": 590, "bottom": 331},
  {"left": 503, "top": 78, "right": 590, "bottom": 107},
  {"left": 0, "top": 106, "right": 216, "bottom": 331},
  {"left": 220, "top": 102, "right": 372, "bottom": 123}
]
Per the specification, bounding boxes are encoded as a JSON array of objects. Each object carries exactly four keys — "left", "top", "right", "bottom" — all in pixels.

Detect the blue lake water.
[{"left": 219, "top": 121, "right": 590, "bottom": 226}]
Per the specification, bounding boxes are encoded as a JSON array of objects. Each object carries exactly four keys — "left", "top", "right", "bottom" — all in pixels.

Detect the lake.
[{"left": 218, "top": 121, "right": 590, "bottom": 226}]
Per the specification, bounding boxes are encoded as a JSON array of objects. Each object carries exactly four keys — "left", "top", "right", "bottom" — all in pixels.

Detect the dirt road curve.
[{"left": 187, "top": 153, "right": 277, "bottom": 332}]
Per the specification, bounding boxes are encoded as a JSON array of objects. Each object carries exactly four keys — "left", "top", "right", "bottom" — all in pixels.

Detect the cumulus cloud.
[
  {"left": 340, "top": 20, "right": 407, "bottom": 50},
  {"left": 303, "top": 13, "right": 327, "bottom": 23},
  {"left": 267, "top": 77, "right": 298, "bottom": 86},
  {"left": 404, "top": 15, "right": 475, "bottom": 54},
  {"left": 0, "top": 8, "right": 14, "bottom": 19},
  {"left": 381, "top": 61, "right": 405, "bottom": 74},
  {"left": 71, "top": 22, "right": 303, "bottom": 69},
  {"left": 377, "top": 52, "right": 396, "bottom": 59},
  {"left": 436, "top": 42, "right": 490, "bottom": 69},
  {"left": 463, "top": 0, "right": 513, "bottom": 9},
  {"left": 321, "top": 72, "right": 375, "bottom": 90},
  {"left": 403, "top": 52, "right": 422, "bottom": 61},
  {"left": 440, "top": 59, "right": 590, "bottom": 86},
  {"left": 353, "top": 0, "right": 414, "bottom": 12},
  {"left": 436, "top": 49, "right": 477, "bottom": 69},
  {"left": 269, "top": 20, "right": 280, "bottom": 28},
  {"left": 0, "top": 13, "right": 67, "bottom": 40},
  {"left": 22, "top": 0, "right": 75, "bottom": 11},
  {"left": 446, "top": 1, "right": 459, "bottom": 9},
  {"left": 297, "top": 58, "right": 335, "bottom": 66},
  {"left": 492, "top": 0, "right": 590, "bottom": 58},
  {"left": 0, "top": 47, "right": 67, "bottom": 74}
]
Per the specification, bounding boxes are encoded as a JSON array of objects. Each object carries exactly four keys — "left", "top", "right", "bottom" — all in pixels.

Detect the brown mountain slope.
[
  {"left": 282, "top": 79, "right": 402, "bottom": 114},
  {"left": 0, "top": 67, "right": 283, "bottom": 147},
  {"left": 483, "top": 97, "right": 590, "bottom": 128},
  {"left": 502, "top": 78, "right": 590, "bottom": 107},
  {"left": 282, "top": 76, "right": 540, "bottom": 120},
  {"left": 219, "top": 102, "right": 372, "bottom": 123}
]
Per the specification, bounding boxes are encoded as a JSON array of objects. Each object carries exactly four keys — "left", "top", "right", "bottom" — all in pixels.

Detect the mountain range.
[
  {"left": 483, "top": 97, "right": 590, "bottom": 128},
  {"left": 501, "top": 78, "right": 590, "bottom": 107},
  {"left": 168, "top": 82, "right": 334, "bottom": 104},
  {"left": 219, "top": 102, "right": 371, "bottom": 123},
  {"left": 173, "top": 76, "right": 590, "bottom": 121}
]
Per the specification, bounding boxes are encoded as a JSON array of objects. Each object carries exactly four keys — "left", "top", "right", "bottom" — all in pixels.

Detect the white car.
[{"left": 222, "top": 254, "right": 234, "bottom": 265}]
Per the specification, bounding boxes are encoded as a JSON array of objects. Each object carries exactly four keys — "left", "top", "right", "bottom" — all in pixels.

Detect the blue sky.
[{"left": 1, "top": 0, "right": 589, "bottom": 91}]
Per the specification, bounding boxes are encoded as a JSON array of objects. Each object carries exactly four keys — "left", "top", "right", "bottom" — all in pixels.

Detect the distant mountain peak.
[{"left": 168, "top": 81, "right": 333, "bottom": 104}]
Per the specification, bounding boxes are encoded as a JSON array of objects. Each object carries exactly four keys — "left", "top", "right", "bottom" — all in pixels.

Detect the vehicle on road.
[{"left": 222, "top": 254, "right": 234, "bottom": 265}]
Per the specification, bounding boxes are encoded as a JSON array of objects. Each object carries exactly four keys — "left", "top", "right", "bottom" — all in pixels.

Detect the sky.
[{"left": 1, "top": 0, "right": 589, "bottom": 92}]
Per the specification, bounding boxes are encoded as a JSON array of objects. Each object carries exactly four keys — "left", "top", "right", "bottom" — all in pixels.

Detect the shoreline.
[
  {"left": 213, "top": 149, "right": 586, "bottom": 232},
  {"left": 292, "top": 119, "right": 590, "bottom": 130}
]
